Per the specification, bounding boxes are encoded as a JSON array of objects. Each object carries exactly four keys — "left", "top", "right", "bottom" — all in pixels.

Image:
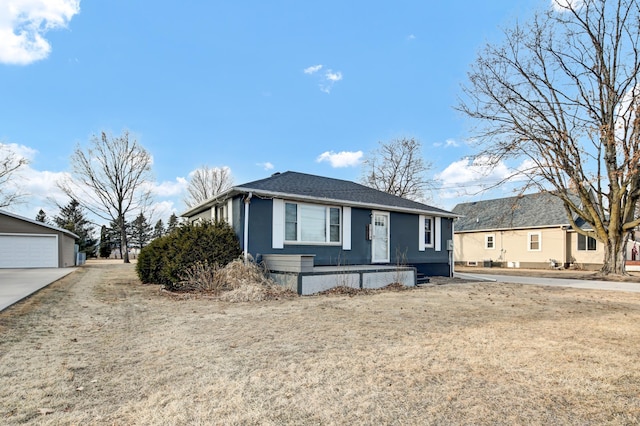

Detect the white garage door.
[{"left": 0, "top": 234, "right": 58, "bottom": 268}]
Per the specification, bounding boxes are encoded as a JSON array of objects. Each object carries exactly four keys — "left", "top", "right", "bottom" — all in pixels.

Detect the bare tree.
[
  {"left": 184, "top": 166, "right": 233, "bottom": 208},
  {"left": 0, "top": 143, "right": 28, "bottom": 208},
  {"left": 58, "top": 131, "right": 153, "bottom": 263},
  {"left": 360, "top": 137, "right": 432, "bottom": 201},
  {"left": 458, "top": 0, "right": 640, "bottom": 275}
]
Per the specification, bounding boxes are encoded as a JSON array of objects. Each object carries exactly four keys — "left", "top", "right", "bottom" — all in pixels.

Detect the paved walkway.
[
  {"left": 455, "top": 272, "right": 640, "bottom": 293},
  {"left": 0, "top": 268, "right": 77, "bottom": 312}
]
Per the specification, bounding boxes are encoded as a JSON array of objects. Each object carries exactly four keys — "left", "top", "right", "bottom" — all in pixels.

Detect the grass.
[{"left": 1, "top": 260, "right": 640, "bottom": 424}]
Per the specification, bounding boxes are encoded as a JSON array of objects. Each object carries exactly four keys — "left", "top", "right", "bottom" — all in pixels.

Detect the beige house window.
[
  {"left": 485, "top": 234, "right": 495, "bottom": 249},
  {"left": 577, "top": 234, "right": 597, "bottom": 251},
  {"left": 528, "top": 232, "right": 541, "bottom": 251}
]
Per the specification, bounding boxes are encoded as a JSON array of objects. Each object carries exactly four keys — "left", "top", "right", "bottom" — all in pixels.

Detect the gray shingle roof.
[
  {"left": 183, "top": 171, "right": 456, "bottom": 217},
  {"left": 0, "top": 209, "right": 79, "bottom": 239},
  {"left": 452, "top": 192, "right": 573, "bottom": 232}
]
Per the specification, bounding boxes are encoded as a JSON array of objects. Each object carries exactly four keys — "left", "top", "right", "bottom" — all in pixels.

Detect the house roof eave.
[
  {"left": 454, "top": 223, "right": 572, "bottom": 233},
  {"left": 0, "top": 209, "right": 80, "bottom": 239},
  {"left": 181, "top": 186, "right": 461, "bottom": 219}
]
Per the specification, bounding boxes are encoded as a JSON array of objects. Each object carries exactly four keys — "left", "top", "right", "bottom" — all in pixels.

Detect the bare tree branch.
[
  {"left": 458, "top": 0, "right": 640, "bottom": 274},
  {"left": 184, "top": 166, "right": 233, "bottom": 208},
  {"left": 57, "top": 130, "right": 154, "bottom": 263},
  {"left": 0, "top": 144, "right": 28, "bottom": 208},
  {"left": 360, "top": 138, "right": 433, "bottom": 202}
]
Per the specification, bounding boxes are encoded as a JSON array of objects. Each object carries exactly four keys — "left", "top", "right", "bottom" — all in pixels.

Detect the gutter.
[{"left": 243, "top": 192, "right": 252, "bottom": 261}]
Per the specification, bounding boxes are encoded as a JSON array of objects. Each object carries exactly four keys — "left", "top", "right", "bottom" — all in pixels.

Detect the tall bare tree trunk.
[{"left": 601, "top": 235, "right": 627, "bottom": 275}]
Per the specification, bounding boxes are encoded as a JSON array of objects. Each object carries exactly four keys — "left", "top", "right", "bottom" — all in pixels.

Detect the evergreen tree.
[
  {"left": 109, "top": 218, "right": 128, "bottom": 259},
  {"left": 152, "top": 219, "right": 165, "bottom": 239},
  {"left": 54, "top": 199, "right": 97, "bottom": 257},
  {"left": 99, "top": 225, "right": 112, "bottom": 259},
  {"left": 167, "top": 213, "right": 179, "bottom": 234},
  {"left": 131, "top": 213, "right": 152, "bottom": 249},
  {"left": 35, "top": 209, "right": 48, "bottom": 224}
]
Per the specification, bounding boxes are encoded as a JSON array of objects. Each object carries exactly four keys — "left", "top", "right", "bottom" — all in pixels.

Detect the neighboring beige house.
[{"left": 452, "top": 192, "right": 605, "bottom": 270}]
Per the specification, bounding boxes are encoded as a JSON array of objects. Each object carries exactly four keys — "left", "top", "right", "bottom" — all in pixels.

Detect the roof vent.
[{"left": 271, "top": 172, "right": 281, "bottom": 177}]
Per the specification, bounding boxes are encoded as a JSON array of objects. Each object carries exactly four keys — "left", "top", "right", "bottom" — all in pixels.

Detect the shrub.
[
  {"left": 175, "top": 261, "right": 225, "bottom": 292},
  {"left": 136, "top": 220, "right": 242, "bottom": 290}
]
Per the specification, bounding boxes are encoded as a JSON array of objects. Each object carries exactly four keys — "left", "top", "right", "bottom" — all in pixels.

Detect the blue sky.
[{"left": 0, "top": 0, "right": 549, "bottom": 224}]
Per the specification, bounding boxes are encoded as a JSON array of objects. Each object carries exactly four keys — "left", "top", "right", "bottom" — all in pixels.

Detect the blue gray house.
[{"left": 181, "top": 171, "right": 457, "bottom": 293}]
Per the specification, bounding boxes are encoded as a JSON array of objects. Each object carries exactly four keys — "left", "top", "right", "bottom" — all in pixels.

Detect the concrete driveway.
[
  {"left": 0, "top": 268, "right": 77, "bottom": 312},
  {"left": 455, "top": 272, "right": 640, "bottom": 293}
]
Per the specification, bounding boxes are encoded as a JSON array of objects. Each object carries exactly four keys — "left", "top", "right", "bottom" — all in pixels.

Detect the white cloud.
[
  {"left": 316, "top": 150, "right": 363, "bottom": 168},
  {"left": 304, "top": 64, "right": 323, "bottom": 74},
  {"left": 434, "top": 156, "right": 517, "bottom": 201},
  {"left": 325, "top": 70, "right": 342, "bottom": 82},
  {"left": 0, "top": 0, "right": 81, "bottom": 65},
  {"left": 551, "top": 0, "right": 583, "bottom": 12},
  {"left": 407, "top": 34, "right": 416, "bottom": 41},
  {"left": 433, "top": 139, "right": 461, "bottom": 148},
  {"left": 150, "top": 177, "right": 188, "bottom": 198},
  {"left": 147, "top": 200, "right": 178, "bottom": 223},
  {"left": 257, "top": 162, "right": 274, "bottom": 171},
  {"left": 304, "top": 64, "right": 343, "bottom": 94}
]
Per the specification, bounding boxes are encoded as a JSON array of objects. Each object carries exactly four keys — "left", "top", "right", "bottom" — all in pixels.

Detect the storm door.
[{"left": 372, "top": 211, "right": 390, "bottom": 263}]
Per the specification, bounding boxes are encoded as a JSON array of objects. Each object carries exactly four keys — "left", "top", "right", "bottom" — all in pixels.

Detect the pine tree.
[
  {"left": 35, "top": 209, "right": 48, "bottom": 224},
  {"left": 167, "top": 213, "right": 179, "bottom": 234},
  {"left": 109, "top": 218, "right": 128, "bottom": 259},
  {"left": 131, "top": 213, "right": 152, "bottom": 249},
  {"left": 54, "top": 199, "right": 97, "bottom": 257},
  {"left": 99, "top": 225, "right": 112, "bottom": 259},
  {"left": 153, "top": 219, "right": 165, "bottom": 239}
]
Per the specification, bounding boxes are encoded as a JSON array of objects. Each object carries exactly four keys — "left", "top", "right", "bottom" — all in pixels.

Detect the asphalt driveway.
[
  {"left": 455, "top": 272, "right": 640, "bottom": 293},
  {"left": 0, "top": 268, "right": 77, "bottom": 312}
]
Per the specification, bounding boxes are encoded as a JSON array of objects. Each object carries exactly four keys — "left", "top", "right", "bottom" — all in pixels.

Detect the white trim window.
[
  {"left": 528, "top": 232, "right": 541, "bottom": 251},
  {"left": 485, "top": 234, "right": 495, "bottom": 249},
  {"left": 577, "top": 233, "right": 597, "bottom": 251},
  {"left": 424, "top": 216, "right": 433, "bottom": 248},
  {"left": 284, "top": 202, "right": 341, "bottom": 244}
]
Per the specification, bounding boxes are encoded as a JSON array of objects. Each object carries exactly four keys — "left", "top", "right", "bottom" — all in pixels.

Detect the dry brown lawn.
[{"left": 1, "top": 261, "right": 640, "bottom": 425}]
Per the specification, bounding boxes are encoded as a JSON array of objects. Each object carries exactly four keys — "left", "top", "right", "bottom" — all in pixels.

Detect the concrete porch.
[
  {"left": 260, "top": 254, "right": 421, "bottom": 295},
  {"left": 268, "top": 264, "right": 418, "bottom": 296}
]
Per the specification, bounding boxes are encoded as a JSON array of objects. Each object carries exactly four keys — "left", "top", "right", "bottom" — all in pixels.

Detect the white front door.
[{"left": 372, "top": 212, "right": 390, "bottom": 263}]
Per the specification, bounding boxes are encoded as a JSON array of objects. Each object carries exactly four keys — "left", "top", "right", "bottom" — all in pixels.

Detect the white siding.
[
  {"left": 272, "top": 198, "right": 284, "bottom": 249},
  {"left": 418, "top": 215, "right": 426, "bottom": 252},
  {"left": 342, "top": 206, "right": 351, "bottom": 250}
]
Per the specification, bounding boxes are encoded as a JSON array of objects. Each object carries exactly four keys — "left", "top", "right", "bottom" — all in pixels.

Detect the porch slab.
[{"left": 269, "top": 264, "right": 417, "bottom": 295}]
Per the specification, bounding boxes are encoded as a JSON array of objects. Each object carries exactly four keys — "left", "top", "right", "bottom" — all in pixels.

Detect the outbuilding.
[{"left": 0, "top": 209, "right": 79, "bottom": 268}]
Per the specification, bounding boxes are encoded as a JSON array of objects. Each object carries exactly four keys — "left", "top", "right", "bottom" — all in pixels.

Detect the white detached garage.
[{"left": 0, "top": 210, "right": 79, "bottom": 268}]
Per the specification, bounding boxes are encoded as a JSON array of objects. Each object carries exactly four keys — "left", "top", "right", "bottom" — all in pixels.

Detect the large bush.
[{"left": 136, "top": 220, "right": 242, "bottom": 290}]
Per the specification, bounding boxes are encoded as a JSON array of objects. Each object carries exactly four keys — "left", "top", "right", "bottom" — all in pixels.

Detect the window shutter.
[
  {"left": 435, "top": 217, "right": 442, "bottom": 252},
  {"left": 272, "top": 198, "right": 284, "bottom": 249},
  {"left": 227, "top": 199, "right": 233, "bottom": 225},
  {"left": 418, "top": 215, "right": 426, "bottom": 252},
  {"left": 342, "top": 207, "right": 351, "bottom": 250}
]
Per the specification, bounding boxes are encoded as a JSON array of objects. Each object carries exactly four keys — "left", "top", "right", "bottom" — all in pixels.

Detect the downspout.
[
  {"left": 243, "top": 192, "right": 252, "bottom": 262},
  {"left": 562, "top": 225, "right": 567, "bottom": 268},
  {"left": 450, "top": 220, "right": 455, "bottom": 277}
]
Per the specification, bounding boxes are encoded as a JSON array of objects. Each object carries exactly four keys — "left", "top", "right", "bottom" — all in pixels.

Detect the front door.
[{"left": 372, "top": 211, "right": 390, "bottom": 263}]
